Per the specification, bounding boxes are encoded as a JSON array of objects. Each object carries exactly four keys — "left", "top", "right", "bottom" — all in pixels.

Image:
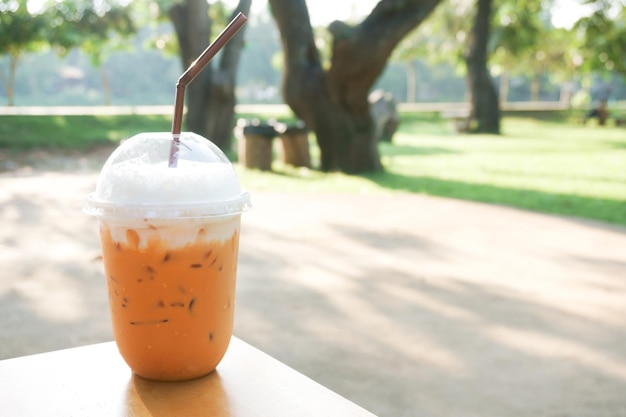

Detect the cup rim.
[{"left": 84, "top": 190, "right": 251, "bottom": 219}]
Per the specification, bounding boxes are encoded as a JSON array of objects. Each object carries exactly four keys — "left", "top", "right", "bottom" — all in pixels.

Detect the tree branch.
[{"left": 327, "top": 0, "right": 442, "bottom": 109}]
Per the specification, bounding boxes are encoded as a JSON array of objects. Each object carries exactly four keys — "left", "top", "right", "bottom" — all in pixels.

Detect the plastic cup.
[{"left": 84, "top": 132, "right": 250, "bottom": 381}]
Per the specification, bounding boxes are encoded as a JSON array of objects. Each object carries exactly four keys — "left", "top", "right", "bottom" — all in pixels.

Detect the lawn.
[
  {"left": 0, "top": 114, "right": 172, "bottom": 150},
  {"left": 1, "top": 112, "right": 625, "bottom": 226},
  {"left": 376, "top": 117, "right": 626, "bottom": 225},
  {"left": 238, "top": 115, "right": 626, "bottom": 226}
]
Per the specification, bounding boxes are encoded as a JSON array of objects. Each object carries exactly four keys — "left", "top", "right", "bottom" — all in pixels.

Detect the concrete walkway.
[{"left": 1, "top": 166, "right": 626, "bottom": 417}]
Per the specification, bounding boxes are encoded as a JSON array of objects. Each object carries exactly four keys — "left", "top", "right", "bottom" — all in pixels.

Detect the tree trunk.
[
  {"left": 169, "top": 0, "right": 250, "bottom": 152},
  {"left": 169, "top": 0, "right": 213, "bottom": 138},
  {"left": 269, "top": 0, "right": 442, "bottom": 173},
  {"left": 465, "top": 0, "right": 500, "bottom": 134},
  {"left": 206, "top": 0, "right": 251, "bottom": 151}
]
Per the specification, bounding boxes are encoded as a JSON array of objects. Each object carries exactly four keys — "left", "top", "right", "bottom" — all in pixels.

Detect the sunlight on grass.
[
  {"left": 238, "top": 117, "right": 626, "bottom": 226},
  {"left": 0, "top": 115, "right": 172, "bottom": 149},
  {"left": 383, "top": 118, "right": 626, "bottom": 201}
]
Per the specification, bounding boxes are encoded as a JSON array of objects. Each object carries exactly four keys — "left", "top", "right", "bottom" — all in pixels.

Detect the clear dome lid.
[{"left": 84, "top": 132, "right": 250, "bottom": 219}]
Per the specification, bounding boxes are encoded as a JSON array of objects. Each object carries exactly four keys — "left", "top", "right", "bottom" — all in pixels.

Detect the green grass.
[
  {"left": 237, "top": 115, "right": 626, "bottom": 226},
  {"left": 0, "top": 112, "right": 297, "bottom": 154},
  {"left": 378, "top": 118, "right": 626, "bottom": 225},
  {"left": 1, "top": 112, "right": 625, "bottom": 226},
  {"left": 0, "top": 114, "right": 172, "bottom": 150}
]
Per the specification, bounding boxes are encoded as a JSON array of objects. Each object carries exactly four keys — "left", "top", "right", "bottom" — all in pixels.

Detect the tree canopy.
[
  {"left": 1, "top": 0, "right": 625, "bottom": 124},
  {"left": 575, "top": 0, "right": 626, "bottom": 76},
  {"left": 0, "top": 0, "right": 135, "bottom": 105},
  {"left": 0, "top": 0, "right": 47, "bottom": 105}
]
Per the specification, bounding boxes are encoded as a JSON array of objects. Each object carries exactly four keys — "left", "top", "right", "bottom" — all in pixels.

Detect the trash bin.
[
  {"left": 274, "top": 122, "right": 310, "bottom": 168},
  {"left": 235, "top": 119, "right": 276, "bottom": 171}
]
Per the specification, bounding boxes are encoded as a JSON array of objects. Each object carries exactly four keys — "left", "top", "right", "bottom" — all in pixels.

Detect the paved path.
[{"left": 1, "top": 166, "right": 626, "bottom": 417}]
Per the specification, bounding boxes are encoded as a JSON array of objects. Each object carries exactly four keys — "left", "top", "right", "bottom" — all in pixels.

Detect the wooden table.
[{"left": 0, "top": 337, "right": 377, "bottom": 417}]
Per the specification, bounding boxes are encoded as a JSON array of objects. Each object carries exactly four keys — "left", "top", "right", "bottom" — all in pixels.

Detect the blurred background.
[
  {"left": 1, "top": 1, "right": 626, "bottom": 417},
  {"left": 1, "top": 0, "right": 625, "bottom": 108}
]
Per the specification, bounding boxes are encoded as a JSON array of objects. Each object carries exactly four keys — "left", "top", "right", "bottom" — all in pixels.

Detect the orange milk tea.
[
  {"left": 85, "top": 132, "right": 250, "bottom": 381},
  {"left": 100, "top": 216, "right": 240, "bottom": 381}
]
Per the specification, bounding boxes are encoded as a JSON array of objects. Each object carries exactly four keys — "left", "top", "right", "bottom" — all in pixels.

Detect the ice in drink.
[{"left": 85, "top": 132, "right": 249, "bottom": 381}]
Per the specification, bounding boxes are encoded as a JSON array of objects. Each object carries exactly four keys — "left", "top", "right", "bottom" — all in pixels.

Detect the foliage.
[
  {"left": 0, "top": 0, "right": 47, "bottom": 55},
  {"left": 45, "top": 0, "right": 136, "bottom": 67},
  {"left": 393, "top": 0, "right": 471, "bottom": 70},
  {"left": 2, "top": 2, "right": 626, "bottom": 107},
  {"left": 0, "top": 0, "right": 48, "bottom": 104},
  {"left": 574, "top": 0, "right": 626, "bottom": 75},
  {"left": 493, "top": 0, "right": 546, "bottom": 56},
  {"left": 392, "top": 0, "right": 626, "bottom": 103},
  {"left": 0, "top": 0, "right": 136, "bottom": 105},
  {"left": 394, "top": 0, "right": 553, "bottom": 72}
]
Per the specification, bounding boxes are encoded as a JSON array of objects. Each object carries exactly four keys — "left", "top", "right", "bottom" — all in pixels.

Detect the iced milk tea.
[
  {"left": 85, "top": 132, "right": 249, "bottom": 381},
  {"left": 99, "top": 215, "right": 241, "bottom": 381}
]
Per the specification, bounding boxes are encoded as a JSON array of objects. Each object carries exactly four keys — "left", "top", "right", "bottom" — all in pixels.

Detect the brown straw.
[{"left": 169, "top": 12, "right": 248, "bottom": 167}]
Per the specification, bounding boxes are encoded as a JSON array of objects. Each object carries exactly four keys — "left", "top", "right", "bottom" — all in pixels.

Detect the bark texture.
[
  {"left": 465, "top": 0, "right": 500, "bottom": 134},
  {"left": 206, "top": 0, "right": 251, "bottom": 150},
  {"left": 269, "top": 0, "right": 442, "bottom": 173},
  {"left": 169, "top": 0, "right": 250, "bottom": 151}
]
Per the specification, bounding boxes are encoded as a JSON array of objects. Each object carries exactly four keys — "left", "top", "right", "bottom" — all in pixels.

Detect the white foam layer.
[
  {"left": 96, "top": 159, "right": 240, "bottom": 206},
  {"left": 85, "top": 132, "right": 250, "bottom": 219}
]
